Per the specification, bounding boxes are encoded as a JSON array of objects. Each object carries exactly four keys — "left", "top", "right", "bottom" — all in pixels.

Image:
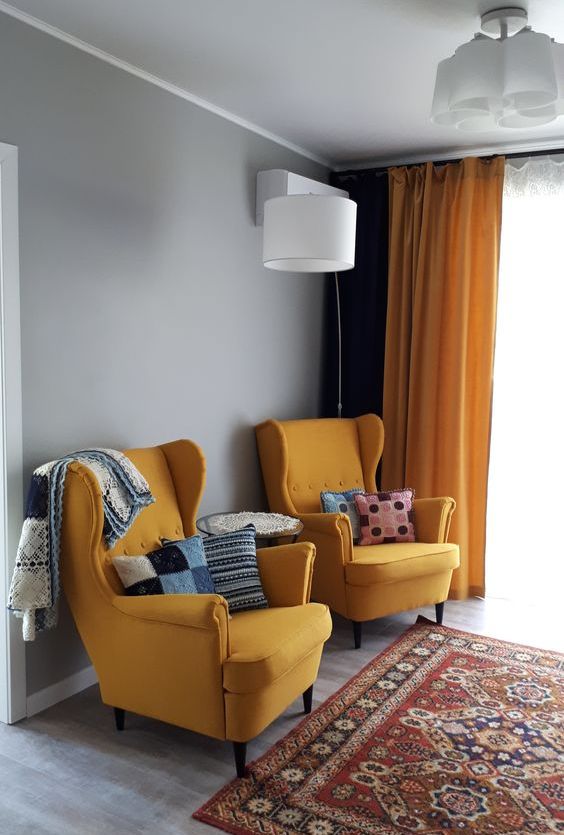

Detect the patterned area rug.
[{"left": 194, "top": 619, "right": 563, "bottom": 834}]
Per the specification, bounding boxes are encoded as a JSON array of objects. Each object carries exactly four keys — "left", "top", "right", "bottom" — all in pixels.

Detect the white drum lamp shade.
[{"left": 262, "top": 195, "right": 357, "bottom": 272}]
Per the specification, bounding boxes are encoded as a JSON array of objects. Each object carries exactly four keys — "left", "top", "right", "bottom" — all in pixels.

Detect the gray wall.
[{"left": 0, "top": 14, "right": 328, "bottom": 696}]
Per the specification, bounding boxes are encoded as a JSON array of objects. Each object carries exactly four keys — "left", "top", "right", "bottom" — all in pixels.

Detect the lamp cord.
[{"left": 334, "top": 271, "right": 342, "bottom": 418}]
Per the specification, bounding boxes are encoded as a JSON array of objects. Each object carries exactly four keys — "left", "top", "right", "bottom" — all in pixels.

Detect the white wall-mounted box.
[{"left": 256, "top": 169, "right": 348, "bottom": 225}]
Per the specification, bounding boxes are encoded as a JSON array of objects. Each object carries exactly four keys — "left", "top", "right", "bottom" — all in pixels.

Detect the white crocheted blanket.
[{"left": 8, "top": 449, "right": 154, "bottom": 641}]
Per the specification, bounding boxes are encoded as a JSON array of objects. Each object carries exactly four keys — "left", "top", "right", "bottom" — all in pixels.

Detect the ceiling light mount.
[{"left": 481, "top": 7, "right": 528, "bottom": 39}]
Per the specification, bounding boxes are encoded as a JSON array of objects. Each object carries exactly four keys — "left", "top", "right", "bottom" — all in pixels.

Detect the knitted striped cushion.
[{"left": 203, "top": 526, "right": 268, "bottom": 613}]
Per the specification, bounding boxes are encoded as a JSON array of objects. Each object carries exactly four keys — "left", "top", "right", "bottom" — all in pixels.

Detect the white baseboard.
[{"left": 26, "top": 664, "right": 98, "bottom": 717}]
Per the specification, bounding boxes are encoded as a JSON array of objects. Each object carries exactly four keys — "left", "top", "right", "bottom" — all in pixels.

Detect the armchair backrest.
[
  {"left": 256, "top": 414, "right": 384, "bottom": 515},
  {"left": 105, "top": 440, "right": 206, "bottom": 590},
  {"left": 62, "top": 439, "right": 206, "bottom": 598}
]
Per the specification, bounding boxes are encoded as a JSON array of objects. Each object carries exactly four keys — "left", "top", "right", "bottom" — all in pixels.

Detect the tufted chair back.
[
  {"left": 97, "top": 443, "right": 203, "bottom": 591},
  {"left": 61, "top": 439, "right": 206, "bottom": 630},
  {"left": 255, "top": 414, "right": 384, "bottom": 515}
]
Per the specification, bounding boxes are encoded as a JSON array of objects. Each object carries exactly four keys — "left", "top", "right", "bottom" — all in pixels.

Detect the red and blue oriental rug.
[{"left": 195, "top": 619, "right": 563, "bottom": 834}]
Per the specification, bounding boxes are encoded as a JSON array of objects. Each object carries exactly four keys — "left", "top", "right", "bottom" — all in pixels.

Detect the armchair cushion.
[
  {"left": 223, "top": 603, "right": 331, "bottom": 694},
  {"left": 203, "top": 526, "right": 268, "bottom": 613},
  {"left": 320, "top": 488, "right": 363, "bottom": 543},
  {"left": 355, "top": 489, "right": 416, "bottom": 545},
  {"left": 346, "top": 542, "right": 460, "bottom": 585},
  {"left": 112, "top": 535, "right": 214, "bottom": 596}
]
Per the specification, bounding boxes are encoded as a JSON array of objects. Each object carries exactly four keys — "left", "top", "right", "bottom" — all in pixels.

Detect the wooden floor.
[{"left": 0, "top": 597, "right": 561, "bottom": 835}]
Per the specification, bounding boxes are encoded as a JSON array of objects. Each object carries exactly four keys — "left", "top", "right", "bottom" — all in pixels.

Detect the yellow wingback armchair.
[
  {"left": 255, "top": 415, "right": 459, "bottom": 648},
  {"left": 60, "top": 439, "right": 331, "bottom": 776}
]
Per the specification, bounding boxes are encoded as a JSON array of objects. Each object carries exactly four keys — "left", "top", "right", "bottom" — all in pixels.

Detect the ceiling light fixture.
[{"left": 431, "top": 6, "right": 564, "bottom": 130}]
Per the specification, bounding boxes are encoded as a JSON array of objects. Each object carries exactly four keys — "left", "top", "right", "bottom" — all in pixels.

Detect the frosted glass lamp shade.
[
  {"left": 448, "top": 37, "right": 504, "bottom": 114},
  {"left": 431, "top": 22, "right": 564, "bottom": 131},
  {"left": 263, "top": 195, "right": 357, "bottom": 272},
  {"left": 504, "top": 30, "right": 557, "bottom": 110},
  {"left": 431, "top": 58, "right": 485, "bottom": 125}
]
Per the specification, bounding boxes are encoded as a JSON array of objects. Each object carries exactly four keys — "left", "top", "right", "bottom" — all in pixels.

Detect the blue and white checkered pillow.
[
  {"left": 112, "top": 535, "right": 214, "bottom": 596},
  {"left": 320, "top": 488, "right": 364, "bottom": 544}
]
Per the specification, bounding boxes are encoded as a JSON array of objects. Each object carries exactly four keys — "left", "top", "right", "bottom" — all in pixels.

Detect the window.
[{"left": 486, "top": 158, "right": 564, "bottom": 605}]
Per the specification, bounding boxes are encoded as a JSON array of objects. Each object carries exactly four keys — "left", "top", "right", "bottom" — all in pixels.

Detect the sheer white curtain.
[{"left": 486, "top": 157, "right": 564, "bottom": 603}]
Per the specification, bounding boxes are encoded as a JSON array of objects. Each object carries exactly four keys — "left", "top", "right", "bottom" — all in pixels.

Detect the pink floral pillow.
[{"left": 354, "top": 489, "right": 416, "bottom": 545}]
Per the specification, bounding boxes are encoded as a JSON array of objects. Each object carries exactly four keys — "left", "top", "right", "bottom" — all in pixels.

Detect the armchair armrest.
[
  {"left": 105, "top": 592, "right": 229, "bottom": 737},
  {"left": 113, "top": 593, "right": 228, "bottom": 628},
  {"left": 299, "top": 512, "right": 353, "bottom": 563},
  {"left": 296, "top": 512, "right": 352, "bottom": 614},
  {"left": 413, "top": 497, "right": 456, "bottom": 543},
  {"left": 112, "top": 593, "right": 230, "bottom": 659},
  {"left": 256, "top": 542, "right": 315, "bottom": 607}
]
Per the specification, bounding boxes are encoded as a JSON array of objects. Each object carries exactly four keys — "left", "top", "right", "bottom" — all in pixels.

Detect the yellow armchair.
[
  {"left": 255, "top": 415, "right": 460, "bottom": 648},
  {"left": 60, "top": 440, "right": 331, "bottom": 776}
]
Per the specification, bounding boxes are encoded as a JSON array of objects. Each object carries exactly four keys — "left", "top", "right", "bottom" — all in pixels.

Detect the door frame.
[{"left": 0, "top": 141, "right": 26, "bottom": 723}]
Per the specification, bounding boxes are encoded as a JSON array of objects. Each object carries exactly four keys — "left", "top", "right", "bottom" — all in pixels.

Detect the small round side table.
[{"left": 196, "top": 511, "right": 303, "bottom": 546}]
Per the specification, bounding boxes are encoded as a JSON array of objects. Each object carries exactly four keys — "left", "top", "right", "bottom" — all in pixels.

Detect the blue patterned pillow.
[
  {"left": 202, "top": 526, "right": 268, "bottom": 613},
  {"left": 112, "top": 535, "right": 215, "bottom": 596},
  {"left": 320, "top": 488, "right": 364, "bottom": 544}
]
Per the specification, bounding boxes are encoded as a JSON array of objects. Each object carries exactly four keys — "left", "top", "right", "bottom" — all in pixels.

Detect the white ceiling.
[{"left": 2, "top": 0, "right": 564, "bottom": 167}]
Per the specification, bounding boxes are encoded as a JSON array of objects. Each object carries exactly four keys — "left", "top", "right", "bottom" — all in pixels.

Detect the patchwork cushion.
[
  {"left": 320, "top": 488, "right": 364, "bottom": 543},
  {"left": 203, "top": 526, "right": 268, "bottom": 613},
  {"left": 112, "top": 535, "right": 214, "bottom": 596},
  {"left": 354, "top": 489, "right": 416, "bottom": 545}
]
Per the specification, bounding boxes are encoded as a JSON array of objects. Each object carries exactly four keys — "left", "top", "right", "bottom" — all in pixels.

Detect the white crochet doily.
[{"left": 209, "top": 512, "right": 301, "bottom": 536}]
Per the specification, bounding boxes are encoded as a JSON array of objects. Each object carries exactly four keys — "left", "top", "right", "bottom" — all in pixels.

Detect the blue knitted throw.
[{"left": 8, "top": 449, "right": 154, "bottom": 640}]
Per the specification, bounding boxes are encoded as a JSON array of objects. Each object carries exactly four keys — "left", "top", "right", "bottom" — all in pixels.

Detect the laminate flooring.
[{"left": 0, "top": 597, "right": 561, "bottom": 835}]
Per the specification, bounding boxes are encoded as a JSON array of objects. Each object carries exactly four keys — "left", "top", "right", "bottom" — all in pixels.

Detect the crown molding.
[
  {"left": 0, "top": 2, "right": 331, "bottom": 168},
  {"left": 333, "top": 137, "right": 564, "bottom": 171},
  {"left": 4, "top": 3, "right": 560, "bottom": 176}
]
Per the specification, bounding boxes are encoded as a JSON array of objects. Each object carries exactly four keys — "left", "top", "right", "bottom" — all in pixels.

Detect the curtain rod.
[{"left": 335, "top": 146, "right": 564, "bottom": 178}]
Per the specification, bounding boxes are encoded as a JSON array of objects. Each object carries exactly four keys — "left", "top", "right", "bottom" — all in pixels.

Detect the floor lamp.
[{"left": 262, "top": 194, "right": 357, "bottom": 417}]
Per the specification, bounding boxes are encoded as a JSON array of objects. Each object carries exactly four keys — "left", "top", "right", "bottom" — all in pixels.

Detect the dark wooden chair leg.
[
  {"left": 435, "top": 602, "right": 445, "bottom": 625},
  {"left": 352, "top": 620, "right": 362, "bottom": 649},
  {"left": 114, "top": 707, "right": 125, "bottom": 731},
  {"left": 233, "top": 741, "right": 247, "bottom": 778},
  {"left": 303, "top": 684, "right": 313, "bottom": 714}
]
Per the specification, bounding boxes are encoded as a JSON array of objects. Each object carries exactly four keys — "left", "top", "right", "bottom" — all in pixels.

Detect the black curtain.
[{"left": 321, "top": 170, "right": 389, "bottom": 419}]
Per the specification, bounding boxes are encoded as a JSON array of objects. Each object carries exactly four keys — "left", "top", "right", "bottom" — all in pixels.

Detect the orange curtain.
[{"left": 382, "top": 157, "right": 504, "bottom": 599}]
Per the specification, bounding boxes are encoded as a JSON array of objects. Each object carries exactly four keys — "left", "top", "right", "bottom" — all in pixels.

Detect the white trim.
[
  {"left": 3, "top": 2, "right": 560, "bottom": 174},
  {"left": 0, "top": 2, "right": 330, "bottom": 169},
  {"left": 26, "top": 664, "right": 97, "bottom": 717},
  {"left": 334, "top": 137, "right": 564, "bottom": 171},
  {"left": 0, "top": 142, "right": 25, "bottom": 724}
]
